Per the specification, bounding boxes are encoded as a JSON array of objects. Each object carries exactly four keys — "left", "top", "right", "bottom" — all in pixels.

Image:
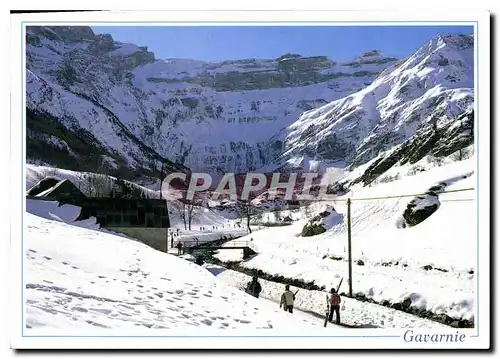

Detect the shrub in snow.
[
  {"left": 401, "top": 192, "right": 441, "bottom": 227},
  {"left": 301, "top": 205, "right": 343, "bottom": 237}
]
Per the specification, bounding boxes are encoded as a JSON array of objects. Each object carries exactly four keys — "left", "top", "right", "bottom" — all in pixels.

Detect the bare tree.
[
  {"left": 178, "top": 194, "right": 204, "bottom": 231},
  {"left": 178, "top": 202, "right": 188, "bottom": 230},
  {"left": 187, "top": 201, "right": 196, "bottom": 231},
  {"left": 236, "top": 199, "right": 262, "bottom": 234}
]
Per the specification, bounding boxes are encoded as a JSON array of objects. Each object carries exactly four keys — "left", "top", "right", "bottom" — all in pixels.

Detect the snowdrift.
[{"left": 24, "top": 212, "right": 330, "bottom": 334}]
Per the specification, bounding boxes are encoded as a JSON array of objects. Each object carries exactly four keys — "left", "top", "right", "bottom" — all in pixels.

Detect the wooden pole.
[{"left": 347, "top": 198, "right": 353, "bottom": 297}]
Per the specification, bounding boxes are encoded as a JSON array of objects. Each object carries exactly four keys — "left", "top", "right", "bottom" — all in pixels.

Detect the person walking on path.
[
  {"left": 280, "top": 285, "right": 297, "bottom": 314},
  {"left": 176, "top": 242, "right": 183, "bottom": 255},
  {"left": 245, "top": 276, "right": 262, "bottom": 298},
  {"left": 328, "top": 288, "right": 341, "bottom": 324}
]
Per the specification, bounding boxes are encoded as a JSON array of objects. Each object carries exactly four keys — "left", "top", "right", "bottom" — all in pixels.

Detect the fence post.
[{"left": 347, "top": 198, "right": 353, "bottom": 297}]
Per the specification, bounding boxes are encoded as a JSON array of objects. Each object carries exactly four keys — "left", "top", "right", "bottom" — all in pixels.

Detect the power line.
[
  {"left": 339, "top": 187, "right": 475, "bottom": 203},
  {"left": 440, "top": 198, "right": 476, "bottom": 202}
]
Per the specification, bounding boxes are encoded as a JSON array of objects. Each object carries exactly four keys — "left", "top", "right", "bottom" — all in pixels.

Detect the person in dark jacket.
[
  {"left": 328, "top": 288, "right": 341, "bottom": 324},
  {"left": 246, "top": 276, "right": 262, "bottom": 298},
  {"left": 176, "top": 242, "right": 183, "bottom": 255},
  {"left": 280, "top": 284, "right": 297, "bottom": 313}
]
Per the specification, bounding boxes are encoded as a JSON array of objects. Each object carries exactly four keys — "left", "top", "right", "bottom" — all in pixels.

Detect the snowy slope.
[
  {"left": 25, "top": 164, "right": 240, "bottom": 230},
  {"left": 25, "top": 211, "right": 337, "bottom": 334},
  {"left": 214, "top": 158, "right": 476, "bottom": 323}
]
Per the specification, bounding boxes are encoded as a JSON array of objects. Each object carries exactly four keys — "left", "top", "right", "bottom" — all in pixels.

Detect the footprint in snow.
[
  {"left": 137, "top": 284, "right": 144, "bottom": 288},
  {"left": 117, "top": 311, "right": 132, "bottom": 317},
  {"left": 28, "top": 249, "right": 37, "bottom": 253},
  {"left": 98, "top": 275, "right": 106, "bottom": 279},
  {"left": 202, "top": 293, "right": 212, "bottom": 298},
  {"left": 201, "top": 319, "right": 213, "bottom": 326},
  {"left": 43, "top": 256, "right": 52, "bottom": 261},
  {"left": 72, "top": 266, "right": 79, "bottom": 270},
  {"left": 175, "top": 289, "right": 184, "bottom": 294},
  {"left": 89, "top": 308, "right": 112, "bottom": 315},
  {"left": 62, "top": 261, "right": 69, "bottom": 265},
  {"left": 42, "top": 280, "right": 54, "bottom": 284},
  {"left": 71, "top": 306, "right": 89, "bottom": 313},
  {"left": 160, "top": 277, "right": 171, "bottom": 281}
]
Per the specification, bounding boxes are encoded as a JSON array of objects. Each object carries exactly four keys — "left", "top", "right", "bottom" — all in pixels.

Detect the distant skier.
[
  {"left": 245, "top": 276, "right": 262, "bottom": 298},
  {"left": 176, "top": 242, "right": 183, "bottom": 255},
  {"left": 328, "top": 288, "right": 341, "bottom": 324},
  {"left": 280, "top": 285, "right": 297, "bottom": 313}
]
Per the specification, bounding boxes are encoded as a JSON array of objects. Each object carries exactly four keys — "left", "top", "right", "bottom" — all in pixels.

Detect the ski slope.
[
  {"left": 214, "top": 158, "right": 476, "bottom": 323},
  {"left": 24, "top": 211, "right": 338, "bottom": 334}
]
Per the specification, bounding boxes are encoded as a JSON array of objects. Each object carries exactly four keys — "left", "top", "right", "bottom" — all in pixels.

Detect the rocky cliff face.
[
  {"left": 26, "top": 27, "right": 474, "bottom": 184},
  {"left": 25, "top": 26, "right": 398, "bottom": 177}
]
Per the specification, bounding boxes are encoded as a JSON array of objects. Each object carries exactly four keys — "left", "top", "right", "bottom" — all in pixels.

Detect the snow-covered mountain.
[
  {"left": 26, "top": 27, "right": 474, "bottom": 185},
  {"left": 282, "top": 34, "right": 474, "bottom": 176},
  {"left": 25, "top": 26, "right": 398, "bottom": 177}
]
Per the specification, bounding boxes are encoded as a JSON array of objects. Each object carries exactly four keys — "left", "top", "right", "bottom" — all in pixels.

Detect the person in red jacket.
[{"left": 328, "top": 288, "right": 341, "bottom": 324}]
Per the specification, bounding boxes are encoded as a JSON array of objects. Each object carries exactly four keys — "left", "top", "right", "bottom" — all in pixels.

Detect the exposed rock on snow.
[
  {"left": 401, "top": 193, "right": 441, "bottom": 228},
  {"left": 301, "top": 205, "right": 343, "bottom": 237}
]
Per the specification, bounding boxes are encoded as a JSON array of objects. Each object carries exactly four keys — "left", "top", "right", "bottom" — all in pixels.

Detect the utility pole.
[{"left": 347, "top": 198, "right": 353, "bottom": 297}]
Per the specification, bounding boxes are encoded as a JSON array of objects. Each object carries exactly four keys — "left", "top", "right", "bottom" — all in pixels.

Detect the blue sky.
[{"left": 92, "top": 26, "right": 473, "bottom": 62}]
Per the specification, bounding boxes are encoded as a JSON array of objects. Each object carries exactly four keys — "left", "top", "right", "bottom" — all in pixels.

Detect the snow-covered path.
[{"left": 206, "top": 264, "right": 449, "bottom": 329}]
